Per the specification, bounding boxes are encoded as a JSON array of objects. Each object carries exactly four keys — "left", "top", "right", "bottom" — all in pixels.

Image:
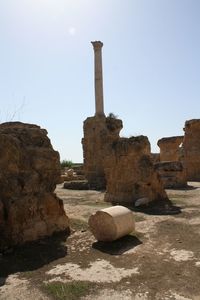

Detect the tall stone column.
[{"left": 91, "top": 41, "right": 105, "bottom": 117}]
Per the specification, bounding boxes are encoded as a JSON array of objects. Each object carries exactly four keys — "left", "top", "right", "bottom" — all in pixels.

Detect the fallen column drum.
[{"left": 88, "top": 205, "right": 135, "bottom": 242}]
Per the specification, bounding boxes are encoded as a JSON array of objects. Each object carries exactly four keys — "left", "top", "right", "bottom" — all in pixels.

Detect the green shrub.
[{"left": 60, "top": 160, "right": 73, "bottom": 169}]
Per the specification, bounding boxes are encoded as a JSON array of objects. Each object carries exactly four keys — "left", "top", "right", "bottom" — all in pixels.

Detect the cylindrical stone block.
[{"left": 88, "top": 205, "right": 135, "bottom": 241}]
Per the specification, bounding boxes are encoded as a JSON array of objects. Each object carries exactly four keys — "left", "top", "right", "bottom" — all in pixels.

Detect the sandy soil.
[{"left": 1, "top": 183, "right": 200, "bottom": 300}]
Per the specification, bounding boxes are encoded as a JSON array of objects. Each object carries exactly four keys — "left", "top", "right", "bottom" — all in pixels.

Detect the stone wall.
[
  {"left": 154, "top": 161, "right": 187, "bottom": 189},
  {"left": 104, "top": 136, "right": 168, "bottom": 205},
  {"left": 183, "top": 119, "right": 200, "bottom": 181},
  {"left": 82, "top": 115, "right": 122, "bottom": 190},
  {"left": 0, "top": 122, "right": 69, "bottom": 250},
  {"left": 157, "top": 136, "right": 183, "bottom": 162}
]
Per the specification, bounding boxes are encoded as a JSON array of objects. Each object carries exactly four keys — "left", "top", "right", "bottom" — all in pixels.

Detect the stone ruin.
[
  {"left": 82, "top": 40, "right": 168, "bottom": 206},
  {"left": 82, "top": 116, "right": 168, "bottom": 205},
  {"left": 104, "top": 136, "right": 168, "bottom": 204},
  {"left": 183, "top": 119, "right": 200, "bottom": 181},
  {"left": 83, "top": 41, "right": 200, "bottom": 201},
  {"left": 157, "top": 136, "right": 184, "bottom": 162},
  {"left": 61, "top": 165, "right": 85, "bottom": 182},
  {"left": 154, "top": 161, "right": 187, "bottom": 189},
  {"left": 82, "top": 114, "right": 122, "bottom": 190},
  {"left": 0, "top": 122, "right": 69, "bottom": 250},
  {"left": 156, "top": 136, "right": 187, "bottom": 188},
  {"left": 155, "top": 119, "right": 200, "bottom": 185},
  {"left": 61, "top": 164, "right": 89, "bottom": 190},
  {"left": 156, "top": 120, "right": 200, "bottom": 184},
  {"left": 82, "top": 41, "right": 123, "bottom": 190}
]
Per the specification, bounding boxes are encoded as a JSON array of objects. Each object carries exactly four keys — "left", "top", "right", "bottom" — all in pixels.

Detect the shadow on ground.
[
  {"left": 92, "top": 235, "right": 142, "bottom": 255},
  {"left": 127, "top": 198, "right": 182, "bottom": 216},
  {"left": 0, "top": 231, "right": 69, "bottom": 287},
  {"left": 166, "top": 184, "right": 198, "bottom": 191}
]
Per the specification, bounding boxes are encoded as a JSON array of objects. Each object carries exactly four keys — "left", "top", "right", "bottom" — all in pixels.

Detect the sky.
[{"left": 0, "top": 0, "right": 200, "bottom": 162}]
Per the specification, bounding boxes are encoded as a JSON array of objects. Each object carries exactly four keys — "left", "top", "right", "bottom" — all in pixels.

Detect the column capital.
[{"left": 91, "top": 41, "right": 103, "bottom": 51}]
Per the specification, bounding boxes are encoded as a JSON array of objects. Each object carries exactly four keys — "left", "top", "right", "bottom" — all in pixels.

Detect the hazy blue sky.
[{"left": 1, "top": 0, "right": 200, "bottom": 162}]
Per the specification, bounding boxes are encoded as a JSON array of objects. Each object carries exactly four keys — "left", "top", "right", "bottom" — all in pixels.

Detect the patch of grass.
[
  {"left": 43, "top": 281, "right": 93, "bottom": 300},
  {"left": 70, "top": 218, "right": 88, "bottom": 231}
]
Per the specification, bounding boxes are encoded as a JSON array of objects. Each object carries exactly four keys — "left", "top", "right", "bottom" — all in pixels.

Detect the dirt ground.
[{"left": 0, "top": 182, "right": 200, "bottom": 300}]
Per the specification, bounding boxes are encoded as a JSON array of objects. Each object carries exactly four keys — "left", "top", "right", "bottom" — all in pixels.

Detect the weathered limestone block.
[
  {"left": 157, "top": 136, "right": 183, "bottom": 162},
  {"left": 0, "top": 122, "right": 69, "bottom": 250},
  {"left": 88, "top": 206, "right": 135, "bottom": 241},
  {"left": 154, "top": 161, "right": 187, "bottom": 189},
  {"left": 183, "top": 119, "right": 200, "bottom": 181},
  {"left": 104, "top": 136, "right": 168, "bottom": 205},
  {"left": 82, "top": 115, "right": 122, "bottom": 190}
]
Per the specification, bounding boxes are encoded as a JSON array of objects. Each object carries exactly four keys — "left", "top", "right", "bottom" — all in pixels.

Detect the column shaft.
[{"left": 91, "top": 41, "right": 105, "bottom": 117}]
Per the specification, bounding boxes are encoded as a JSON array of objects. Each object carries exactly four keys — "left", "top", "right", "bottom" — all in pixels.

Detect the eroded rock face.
[
  {"left": 157, "top": 136, "right": 183, "bottom": 162},
  {"left": 154, "top": 161, "right": 187, "bottom": 189},
  {"left": 104, "top": 136, "right": 168, "bottom": 204},
  {"left": 82, "top": 115, "right": 122, "bottom": 190},
  {"left": 0, "top": 122, "right": 69, "bottom": 250},
  {"left": 183, "top": 119, "right": 200, "bottom": 181}
]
